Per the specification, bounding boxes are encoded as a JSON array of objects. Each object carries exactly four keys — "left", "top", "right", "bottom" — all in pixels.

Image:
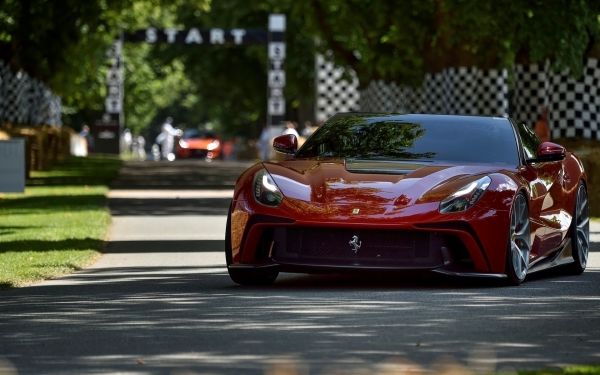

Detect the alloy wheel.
[
  {"left": 575, "top": 184, "right": 590, "bottom": 269},
  {"left": 509, "top": 194, "right": 531, "bottom": 282}
]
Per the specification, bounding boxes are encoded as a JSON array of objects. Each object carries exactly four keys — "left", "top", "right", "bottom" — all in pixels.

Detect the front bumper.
[
  {"left": 177, "top": 148, "right": 220, "bottom": 159},
  {"left": 229, "top": 199, "right": 511, "bottom": 275}
]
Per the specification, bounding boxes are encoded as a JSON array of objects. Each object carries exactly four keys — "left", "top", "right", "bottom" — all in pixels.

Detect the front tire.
[
  {"left": 227, "top": 267, "right": 279, "bottom": 286},
  {"left": 506, "top": 193, "right": 531, "bottom": 285},
  {"left": 225, "top": 203, "right": 279, "bottom": 285},
  {"left": 567, "top": 183, "right": 589, "bottom": 275}
]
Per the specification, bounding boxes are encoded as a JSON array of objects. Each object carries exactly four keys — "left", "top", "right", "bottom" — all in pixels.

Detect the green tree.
[
  {"left": 143, "top": 0, "right": 316, "bottom": 138},
  {"left": 3, "top": 0, "right": 597, "bottom": 135},
  {"left": 294, "top": 0, "right": 600, "bottom": 86},
  {"left": 0, "top": 0, "right": 131, "bottom": 110},
  {"left": 108, "top": 0, "right": 315, "bottom": 137}
]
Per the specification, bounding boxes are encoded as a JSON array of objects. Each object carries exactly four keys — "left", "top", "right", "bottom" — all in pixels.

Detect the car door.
[{"left": 516, "top": 122, "right": 568, "bottom": 260}]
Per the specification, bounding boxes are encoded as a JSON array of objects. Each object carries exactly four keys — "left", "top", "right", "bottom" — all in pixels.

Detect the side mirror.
[
  {"left": 534, "top": 142, "right": 566, "bottom": 162},
  {"left": 273, "top": 134, "right": 298, "bottom": 154}
]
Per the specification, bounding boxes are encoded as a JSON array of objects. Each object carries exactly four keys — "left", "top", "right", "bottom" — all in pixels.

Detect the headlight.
[
  {"left": 439, "top": 176, "right": 491, "bottom": 213},
  {"left": 179, "top": 139, "right": 189, "bottom": 148},
  {"left": 254, "top": 169, "right": 283, "bottom": 206},
  {"left": 207, "top": 140, "right": 220, "bottom": 150}
]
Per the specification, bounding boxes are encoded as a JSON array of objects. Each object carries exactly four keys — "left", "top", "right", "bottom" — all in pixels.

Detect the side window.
[{"left": 517, "top": 122, "right": 541, "bottom": 160}]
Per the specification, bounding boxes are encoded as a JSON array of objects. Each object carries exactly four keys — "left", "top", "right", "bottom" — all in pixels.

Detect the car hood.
[{"left": 263, "top": 158, "right": 505, "bottom": 211}]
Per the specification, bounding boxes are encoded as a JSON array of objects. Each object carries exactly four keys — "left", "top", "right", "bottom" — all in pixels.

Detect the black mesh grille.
[
  {"left": 189, "top": 149, "right": 208, "bottom": 158},
  {"left": 272, "top": 227, "right": 445, "bottom": 268}
]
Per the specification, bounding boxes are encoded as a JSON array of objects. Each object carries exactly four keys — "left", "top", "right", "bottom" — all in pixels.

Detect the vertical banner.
[
  {"left": 96, "top": 37, "right": 124, "bottom": 154},
  {"left": 267, "top": 14, "right": 286, "bottom": 126}
]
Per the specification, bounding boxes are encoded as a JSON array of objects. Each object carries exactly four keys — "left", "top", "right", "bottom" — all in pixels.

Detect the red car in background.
[{"left": 176, "top": 129, "right": 221, "bottom": 160}]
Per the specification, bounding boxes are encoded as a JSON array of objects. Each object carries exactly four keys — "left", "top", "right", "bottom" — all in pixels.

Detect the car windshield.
[
  {"left": 183, "top": 129, "right": 216, "bottom": 139},
  {"left": 295, "top": 114, "right": 519, "bottom": 166}
]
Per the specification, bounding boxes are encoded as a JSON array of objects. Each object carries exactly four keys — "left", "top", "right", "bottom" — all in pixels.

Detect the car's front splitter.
[{"left": 227, "top": 262, "right": 508, "bottom": 279}]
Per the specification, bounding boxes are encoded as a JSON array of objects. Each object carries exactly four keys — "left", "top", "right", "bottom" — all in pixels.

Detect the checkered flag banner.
[
  {"left": 315, "top": 54, "right": 360, "bottom": 122},
  {"left": 0, "top": 60, "right": 62, "bottom": 126},
  {"left": 360, "top": 67, "right": 509, "bottom": 117},
  {"left": 358, "top": 58, "right": 600, "bottom": 140},
  {"left": 511, "top": 62, "right": 550, "bottom": 128},
  {"left": 512, "top": 58, "right": 600, "bottom": 140}
]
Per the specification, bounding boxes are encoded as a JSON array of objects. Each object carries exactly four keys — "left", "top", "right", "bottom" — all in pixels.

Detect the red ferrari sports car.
[
  {"left": 176, "top": 129, "right": 221, "bottom": 160},
  {"left": 226, "top": 113, "right": 589, "bottom": 285}
]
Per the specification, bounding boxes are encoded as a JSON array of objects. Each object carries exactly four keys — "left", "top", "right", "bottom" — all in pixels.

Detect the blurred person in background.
[
  {"left": 222, "top": 138, "right": 234, "bottom": 160},
  {"left": 132, "top": 135, "right": 146, "bottom": 161},
  {"left": 121, "top": 128, "right": 133, "bottom": 154},
  {"left": 233, "top": 136, "right": 243, "bottom": 160},
  {"left": 534, "top": 106, "right": 550, "bottom": 142},
  {"left": 302, "top": 120, "right": 318, "bottom": 138},
  {"left": 80, "top": 124, "right": 94, "bottom": 153},
  {"left": 155, "top": 117, "right": 180, "bottom": 161},
  {"left": 282, "top": 121, "right": 300, "bottom": 138},
  {"left": 258, "top": 124, "right": 283, "bottom": 160}
]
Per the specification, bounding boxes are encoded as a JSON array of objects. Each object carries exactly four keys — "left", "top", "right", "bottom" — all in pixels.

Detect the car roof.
[{"left": 331, "top": 112, "right": 511, "bottom": 126}]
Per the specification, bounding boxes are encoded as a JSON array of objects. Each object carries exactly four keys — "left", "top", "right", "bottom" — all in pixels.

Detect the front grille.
[
  {"left": 189, "top": 149, "right": 208, "bottom": 158},
  {"left": 272, "top": 227, "right": 444, "bottom": 268}
]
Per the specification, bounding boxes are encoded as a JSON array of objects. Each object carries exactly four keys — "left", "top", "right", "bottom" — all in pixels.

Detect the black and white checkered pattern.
[
  {"left": 511, "top": 62, "right": 549, "bottom": 127},
  {"left": 549, "top": 59, "right": 599, "bottom": 139},
  {"left": 315, "top": 54, "right": 360, "bottom": 122},
  {"left": 360, "top": 59, "right": 600, "bottom": 140},
  {"left": 359, "top": 80, "right": 404, "bottom": 112},
  {"left": 359, "top": 58, "right": 600, "bottom": 141},
  {"left": 360, "top": 67, "right": 509, "bottom": 117},
  {"left": 0, "top": 60, "right": 62, "bottom": 126},
  {"left": 511, "top": 58, "right": 600, "bottom": 140}
]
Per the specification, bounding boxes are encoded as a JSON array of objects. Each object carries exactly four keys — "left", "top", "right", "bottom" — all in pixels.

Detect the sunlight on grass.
[
  {"left": 0, "top": 156, "right": 121, "bottom": 288},
  {"left": 519, "top": 365, "right": 600, "bottom": 374}
]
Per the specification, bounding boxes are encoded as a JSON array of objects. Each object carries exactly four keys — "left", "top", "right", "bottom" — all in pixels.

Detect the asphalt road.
[{"left": 1, "top": 160, "right": 599, "bottom": 375}]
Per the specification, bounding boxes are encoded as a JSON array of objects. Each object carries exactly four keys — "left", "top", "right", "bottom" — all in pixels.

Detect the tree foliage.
[
  {"left": 0, "top": 0, "right": 598, "bottom": 134},
  {"left": 138, "top": 0, "right": 316, "bottom": 138},
  {"left": 0, "top": 0, "right": 130, "bottom": 109},
  {"left": 295, "top": 0, "right": 600, "bottom": 86},
  {"left": 0, "top": 0, "right": 313, "bottom": 136}
]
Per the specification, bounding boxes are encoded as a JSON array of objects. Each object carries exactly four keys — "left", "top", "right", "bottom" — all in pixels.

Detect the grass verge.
[
  {"left": 519, "top": 365, "right": 600, "bottom": 374},
  {"left": 0, "top": 156, "right": 121, "bottom": 288}
]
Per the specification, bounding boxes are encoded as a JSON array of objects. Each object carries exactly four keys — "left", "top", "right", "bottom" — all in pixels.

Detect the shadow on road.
[
  {"left": 107, "top": 160, "right": 239, "bottom": 216},
  {"left": 110, "top": 160, "right": 252, "bottom": 190},
  {"left": 1, "top": 266, "right": 599, "bottom": 374},
  {"left": 0, "top": 238, "right": 103, "bottom": 253},
  {"left": 109, "top": 197, "right": 232, "bottom": 216},
  {"left": 105, "top": 240, "right": 224, "bottom": 253}
]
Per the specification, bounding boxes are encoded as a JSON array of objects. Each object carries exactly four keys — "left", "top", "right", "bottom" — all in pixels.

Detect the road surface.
[{"left": 1, "top": 160, "right": 599, "bottom": 374}]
